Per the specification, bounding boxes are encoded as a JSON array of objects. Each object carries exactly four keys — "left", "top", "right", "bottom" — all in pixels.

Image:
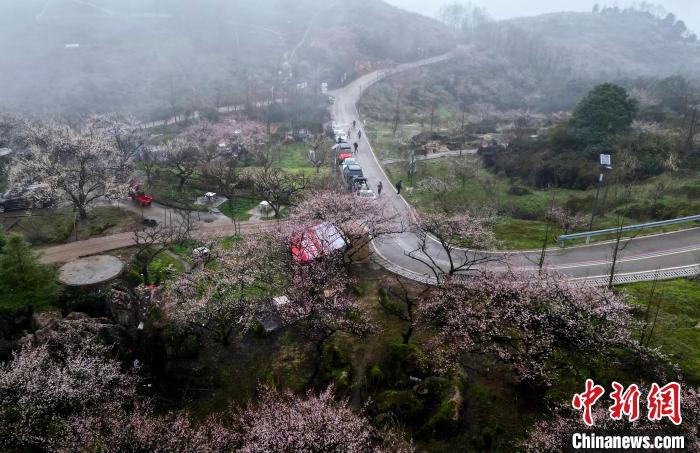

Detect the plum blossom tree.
[
  {"left": 58, "top": 403, "right": 240, "bottom": 453},
  {"left": 237, "top": 386, "right": 390, "bottom": 452},
  {"left": 87, "top": 114, "right": 146, "bottom": 167},
  {"left": 407, "top": 210, "right": 497, "bottom": 282},
  {"left": 547, "top": 206, "right": 587, "bottom": 235},
  {"left": 9, "top": 121, "right": 132, "bottom": 219},
  {"left": 418, "top": 271, "right": 639, "bottom": 384},
  {"left": 0, "top": 340, "right": 138, "bottom": 450},
  {"left": 62, "top": 386, "right": 405, "bottom": 453},
  {"left": 185, "top": 118, "right": 266, "bottom": 165},
  {"left": 291, "top": 191, "right": 403, "bottom": 263},
  {"left": 158, "top": 234, "right": 286, "bottom": 345},
  {"left": 2, "top": 335, "right": 404, "bottom": 452},
  {"left": 277, "top": 256, "right": 375, "bottom": 385}
]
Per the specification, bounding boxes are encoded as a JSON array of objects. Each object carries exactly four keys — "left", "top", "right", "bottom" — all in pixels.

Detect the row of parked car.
[
  {"left": 330, "top": 123, "right": 375, "bottom": 200},
  {"left": 0, "top": 183, "right": 53, "bottom": 213}
]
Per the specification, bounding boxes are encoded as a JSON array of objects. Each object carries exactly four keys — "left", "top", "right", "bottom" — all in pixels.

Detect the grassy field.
[
  {"left": 1, "top": 206, "right": 142, "bottom": 246},
  {"left": 217, "top": 197, "right": 262, "bottom": 221},
  {"left": 623, "top": 279, "right": 700, "bottom": 385}
]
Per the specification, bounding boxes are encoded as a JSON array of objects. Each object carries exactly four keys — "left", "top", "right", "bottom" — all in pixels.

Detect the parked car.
[
  {"left": 332, "top": 143, "right": 352, "bottom": 152},
  {"left": 340, "top": 157, "right": 357, "bottom": 171},
  {"left": 342, "top": 164, "right": 364, "bottom": 183},
  {"left": 193, "top": 246, "right": 210, "bottom": 258},
  {"left": 335, "top": 151, "right": 353, "bottom": 166},
  {"left": 0, "top": 183, "right": 53, "bottom": 213},
  {"left": 355, "top": 186, "right": 376, "bottom": 200},
  {"left": 142, "top": 218, "right": 158, "bottom": 227}
]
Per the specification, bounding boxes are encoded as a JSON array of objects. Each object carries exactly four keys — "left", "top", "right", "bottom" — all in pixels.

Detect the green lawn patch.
[
  {"left": 217, "top": 197, "right": 261, "bottom": 221},
  {"left": 148, "top": 252, "right": 185, "bottom": 285},
  {"left": 4, "top": 206, "right": 141, "bottom": 246},
  {"left": 624, "top": 279, "right": 700, "bottom": 385}
]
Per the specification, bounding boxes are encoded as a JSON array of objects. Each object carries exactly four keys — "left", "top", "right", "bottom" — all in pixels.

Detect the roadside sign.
[{"left": 600, "top": 154, "right": 611, "bottom": 166}]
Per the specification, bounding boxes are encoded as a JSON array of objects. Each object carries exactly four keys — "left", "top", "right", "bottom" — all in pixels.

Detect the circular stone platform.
[{"left": 58, "top": 255, "right": 124, "bottom": 287}]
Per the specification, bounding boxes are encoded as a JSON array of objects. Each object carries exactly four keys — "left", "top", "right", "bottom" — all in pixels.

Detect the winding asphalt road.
[{"left": 328, "top": 51, "right": 700, "bottom": 286}]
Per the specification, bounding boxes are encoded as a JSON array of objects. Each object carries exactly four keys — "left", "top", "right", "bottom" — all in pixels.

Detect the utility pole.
[
  {"left": 588, "top": 154, "right": 612, "bottom": 238},
  {"left": 588, "top": 172, "right": 604, "bottom": 233}
]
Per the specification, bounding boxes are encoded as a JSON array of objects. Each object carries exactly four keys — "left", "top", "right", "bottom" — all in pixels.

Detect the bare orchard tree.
[
  {"left": 403, "top": 149, "right": 417, "bottom": 183},
  {"left": 87, "top": 115, "right": 146, "bottom": 167},
  {"left": 306, "top": 136, "right": 328, "bottom": 174},
  {"left": 253, "top": 166, "right": 307, "bottom": 218},
  {"left": 407, "top": 210, "right": 498, "bottom": 282},
  {"left": 378, "top": 275, "right": 431, "bottom": 345},
  {"left": 163, "top": 139, "right": 200, "bottom": 192},
  {"left": 132, "top": 211, "right": 196, "bottom": 285},
  {"left": 448, "top": 155, "right": 479, "bottom": 189},
  {"left": 9, "top": 121, "right": 132, "bottom": 219},
  {"left": 416, "top": 177, "right": 455, "bottom": 212},
  {"left": 203, "top": 154, "right": 243, "bottom": 210},
  {"left": 136, "top": 146, "right": 159, "bottom": 185}
]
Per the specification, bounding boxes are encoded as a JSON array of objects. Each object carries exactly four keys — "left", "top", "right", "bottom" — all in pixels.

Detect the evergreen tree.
[
  {"left": 0, "top": 232, "right": 61, "bottom": 312},
  {"left": 571, "top": 83, "right": 638, "bottom": 148}
]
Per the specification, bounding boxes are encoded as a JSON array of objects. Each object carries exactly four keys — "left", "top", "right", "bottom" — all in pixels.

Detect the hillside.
[
  {"left": 0, "top": 0, "right": 453, "bottom": 119},
  {"left": 360, "top": 7, "right": 700, "bottom": 125},
  {"left": 506, "top": 9, "right": 700, "bottom": 78}
]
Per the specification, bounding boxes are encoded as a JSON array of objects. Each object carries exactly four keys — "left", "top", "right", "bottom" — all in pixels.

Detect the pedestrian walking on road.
[
  {"left": 353, "top": 142, "right": 359, "bottom": 153},
  {"left": 395, "top": 180, "right": 403, "bottom": 195},
  {"left": 347, "top": 129, "right": 352, "bottom": 139},
  {"left": 352, "top": 120, "right": 357, "bottom": 128},
  {"left": 358, "top": 130, "right": 362, "bottom": 140},
  {"left": 377, "top": 181, "right": 383, "bottom": 197}
]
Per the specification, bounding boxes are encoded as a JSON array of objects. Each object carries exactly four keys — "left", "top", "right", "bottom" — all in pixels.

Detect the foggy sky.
[{"left": 386, "top": 0, "right": 700, "bottom": 33}]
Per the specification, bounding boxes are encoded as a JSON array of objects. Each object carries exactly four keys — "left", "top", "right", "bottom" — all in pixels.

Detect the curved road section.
[{"left": 328, "top": 52, "right": 700, "bottom": 286}]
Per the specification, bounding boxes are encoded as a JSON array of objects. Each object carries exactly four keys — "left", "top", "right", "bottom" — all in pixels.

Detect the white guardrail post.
[{"left": 558, "top": 214, "right": 700, "bottom": 247}]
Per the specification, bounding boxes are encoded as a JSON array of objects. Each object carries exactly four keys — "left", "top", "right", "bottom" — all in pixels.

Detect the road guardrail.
[{"left": 558, "top": 214, "right": 700, "bottom": 246}]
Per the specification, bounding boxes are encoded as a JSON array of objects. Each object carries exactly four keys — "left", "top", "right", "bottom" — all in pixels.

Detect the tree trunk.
[
  {"left": 78, "top": 205, "right": 88, "bottom": 220},
  {"left": 141, "top": 261, "right": 150, "bottom": 286},
  {"left": 402, "top": 324, "right": 414, "bottom": 345},
  {"left": 305, "top": 338, "right": 329, "bottom": 390}
]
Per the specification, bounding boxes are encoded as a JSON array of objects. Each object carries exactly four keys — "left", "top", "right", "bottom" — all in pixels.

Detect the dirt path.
[{"left": 38, "top": 219, "right": 279, "bottom": 264}]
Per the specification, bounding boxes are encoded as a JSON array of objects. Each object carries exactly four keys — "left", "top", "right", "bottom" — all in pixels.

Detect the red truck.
[{"left": 129, "top": 183, "right": 153, "bottom": 207}]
